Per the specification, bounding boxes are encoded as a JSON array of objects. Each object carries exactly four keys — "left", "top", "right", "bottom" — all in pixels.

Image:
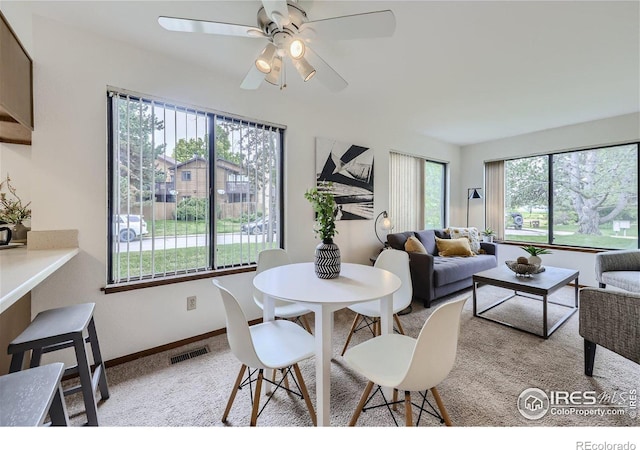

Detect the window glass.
[
  {"left": 504, "top": 155, "right": 549, "bottom": 244},
  {"left": 502, "top": 143, "right": 638, "bottom": 249},
  {"left": 552, "top": 144, "right": 638, "bottom": 249},
  {"left": 424, "top": 160, "right": 445, "bottom": 229},
  {"left": 108, "top": 90, "right": 283, "bottom": 285}
]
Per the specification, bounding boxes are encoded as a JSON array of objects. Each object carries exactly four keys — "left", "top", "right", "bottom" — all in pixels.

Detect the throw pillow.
[
  {"left": 405, "top": 235, "right": 428, "bottom": 254},
  {"left": 445, "top": 226, "right": 481, "bottom": 254},
  {"left": 435, "top": 237, "right": 475, "bottom": 257}
]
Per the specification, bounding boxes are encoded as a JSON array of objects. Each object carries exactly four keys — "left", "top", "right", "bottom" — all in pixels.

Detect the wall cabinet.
[{"left": 0, "top": 11, "right": 33, "bottom": 145}]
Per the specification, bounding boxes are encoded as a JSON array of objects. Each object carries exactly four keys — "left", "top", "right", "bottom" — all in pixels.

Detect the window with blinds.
[
  {"left": 389, "top": 152, "right": 446, "bottom": 233},
  {"left": 107, "top": 89, "right": 283, "bottom": 285}
]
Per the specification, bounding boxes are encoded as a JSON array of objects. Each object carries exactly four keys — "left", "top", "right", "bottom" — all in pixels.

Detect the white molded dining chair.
[
  {"left": 344, "top": 296, "right": 468, "bottom": 426},
  {"left": 340, "top": 249, "right": 412, "bottom": 356},
  {"left": 254, "top": 249, "right": 313, "bottom": 333},
  {"left": 213, "top": 279, "right": 317, "bottom": 426}
]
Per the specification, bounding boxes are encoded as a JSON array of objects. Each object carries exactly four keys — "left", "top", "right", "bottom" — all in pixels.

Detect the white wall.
[
  {"left": 462, "top": 112, "right": 640, "bottom": 286},
  {"left": 0, "top": 12, "right": 460, "bottom": 362}
]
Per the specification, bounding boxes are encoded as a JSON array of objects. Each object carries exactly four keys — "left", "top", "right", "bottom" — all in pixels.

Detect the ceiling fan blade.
[
  {"left": 158, "top": 16, "right": 265, "bottom": 38},
  {"left": 305, "top": 47, "right": 348, "bottom": 92},
  {"left": 300, "top": 10, "right": 395, "bottom": 40},
  {"left": 240, "top": 64, "right": 266, "bottom": 90},
  {"left": 261, "top": 0, "right": 290, "bottom": 28}
]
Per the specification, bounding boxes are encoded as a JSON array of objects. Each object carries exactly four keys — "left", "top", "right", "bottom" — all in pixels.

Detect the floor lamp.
[{"left": 467, "top": 188, "right": 483, "bottom": 227}]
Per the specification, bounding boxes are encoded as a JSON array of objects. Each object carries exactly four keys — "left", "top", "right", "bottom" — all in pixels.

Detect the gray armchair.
[
  {"left": 594, "top": 249, "right": 640, "bottom": 291},
  {"left": 578, "top": 287, "right": 640, "bottom": 376}
]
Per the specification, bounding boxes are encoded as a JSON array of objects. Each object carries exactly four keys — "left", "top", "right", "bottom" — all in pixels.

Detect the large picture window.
[
  {"left": 502, "top": 143, "right": 638, "bottom": 249},
  {"left": 107, "top": 89, "right": 283, "bottom": 286}
]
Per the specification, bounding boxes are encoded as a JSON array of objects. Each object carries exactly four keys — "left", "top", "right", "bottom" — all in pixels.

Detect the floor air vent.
[{"left": 170, "top": 346, "right": 209, "bottom": 365}]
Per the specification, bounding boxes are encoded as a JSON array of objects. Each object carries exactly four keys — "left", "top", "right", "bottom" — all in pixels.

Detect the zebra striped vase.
[{"left": 314, "top": 239, "right": 341, "bottom": 279}]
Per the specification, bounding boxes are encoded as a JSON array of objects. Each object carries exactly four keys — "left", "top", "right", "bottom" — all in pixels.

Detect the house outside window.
[
  {"left": 107, "top": 88, "right": 284, "bottom": 286},
  {"left": 500, "top": 143, "right": 638, "bottom": 249}
]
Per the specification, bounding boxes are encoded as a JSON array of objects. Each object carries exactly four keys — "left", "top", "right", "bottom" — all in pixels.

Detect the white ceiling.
[{"left": 4, "top": 0, "right": 640, "bottom": 146}]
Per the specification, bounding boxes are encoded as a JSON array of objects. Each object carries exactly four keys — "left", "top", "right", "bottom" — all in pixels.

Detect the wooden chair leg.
[
  {"left": 431, "top": 387, "right": 452, "bottom": 426},
  {"left": 222, "top": 364, "right": 246, "bottom": 422},
  {"left": 250, "top": 369, "right": 264, "bottom": 426},
  {"left": 393, "top": 313, "right": 405, "bottom": 335},
  {"left": 404, "top": 391, "right": 413, "bottom": 426},
  {"left": 292, "top": 363, "right": 317, "bottom": 426},
  {"left": 300, "top": 315, "right": 313, "bottom": 334},
  {"left": 349, "top": 381, "right": 375, "bottom": 426},
  {"left": 341, "top": 313, "right": 361, "bottom": 356},
  {"left": 393, "top": 388, "right": 398, "bottom": 411}
]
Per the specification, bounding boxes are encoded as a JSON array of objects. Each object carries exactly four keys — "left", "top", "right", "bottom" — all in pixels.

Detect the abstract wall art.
[{"left": 315, "top": 137, "right": 374, "bottom": 220}]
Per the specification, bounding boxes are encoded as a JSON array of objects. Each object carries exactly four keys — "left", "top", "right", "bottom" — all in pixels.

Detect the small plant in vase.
[
  {"left": 0, "top": 174, "right": 31, "bottom": 243},
  {"left": 520, "top": 245, "right": 552, "bottom": 266},
  {"left": 304, "top": 182, "right": 340, "bottom": 279},
  {"left": 482, "top": 227, "right": 495, "bottom": 243}
]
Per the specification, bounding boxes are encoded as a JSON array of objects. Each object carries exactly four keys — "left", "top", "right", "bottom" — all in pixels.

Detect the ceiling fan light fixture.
[
  {"left": 265, "top": 56, "right": 283, "bottom": 85},
  {"left": 255, "top": 43, "right": 277, "bottom": 73},
  {"left": 289, "top": 39, "right": 305, "bottom": 59},
  {"left": 293, "top": 56, "right": 316, "bottom": 82}
]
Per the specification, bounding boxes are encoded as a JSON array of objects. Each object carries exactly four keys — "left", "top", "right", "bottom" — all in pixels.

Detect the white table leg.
[
  {"left": 262, "top": 295, "right": 276, "bottom": 394},
  {"left": 315, "top": 305, "right": 333, "bottom": 427},
  {"left": 380, "top": 294, "right": 393, "bottom": 335}
]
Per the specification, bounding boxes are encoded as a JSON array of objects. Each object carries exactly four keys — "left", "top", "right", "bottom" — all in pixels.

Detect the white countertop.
[{"left": 0, "top": 246, "right": 79, "bottom": 313}]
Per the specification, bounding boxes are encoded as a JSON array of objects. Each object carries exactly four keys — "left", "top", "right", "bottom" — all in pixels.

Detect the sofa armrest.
[
  {"left": 406, "top": 252, "right": 435, "bottom": 303},
  {"left": 579, "top": 287, "right": 640, "bottom": 364},
  {"left": 595, "top": 250, "right": 640, "bottom": 283},
  {"left": 480, "top": 242, "right": 498, "bottom": 257}
]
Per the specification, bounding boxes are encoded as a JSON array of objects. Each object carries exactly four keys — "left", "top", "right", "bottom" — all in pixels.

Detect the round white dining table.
[{"left": 253, "top": 262, "right": 401, "bottom": 426}]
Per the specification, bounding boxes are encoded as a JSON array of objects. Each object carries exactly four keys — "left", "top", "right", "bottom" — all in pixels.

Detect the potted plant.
[
  {"left": 520, "top": 245, "right": 552, "bottom": 265},
  {"left": 482, "top": 227, "right": 495, "bottom": 243},
  {"left": 0, "top": 174, "right": 31, "bottom": 243},
  {"left": 304, "top": 182, "right": 340, "bottom": 279}
]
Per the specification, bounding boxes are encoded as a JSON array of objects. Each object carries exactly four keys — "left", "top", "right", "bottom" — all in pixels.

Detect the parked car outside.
[
  {"left": 114, "top": 214, "right": 148, "bottom": 242},
  {"left": 241, "top": 216, "right": 276, "bottom": 235}
]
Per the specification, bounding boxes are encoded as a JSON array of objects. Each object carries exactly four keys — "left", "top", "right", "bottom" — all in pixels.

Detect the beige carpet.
[{"left": 61, "top": 285, "right": 638, "bottom": 430}]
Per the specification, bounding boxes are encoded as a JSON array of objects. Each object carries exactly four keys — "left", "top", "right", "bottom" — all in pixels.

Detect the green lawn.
[
  {"left": 505, "top": 225, "right": 638, "bottom": 249},
  {"left": 151, "top": 219, "right": 240, "bottom": 236},
  {"left": 114, "top": 241, "right": 276, "bottom": 280}
]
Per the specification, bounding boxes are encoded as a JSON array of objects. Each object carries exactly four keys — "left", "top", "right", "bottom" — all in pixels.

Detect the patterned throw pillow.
[{"left": 445, "top": 227, "right": 481, "bottom": 254}]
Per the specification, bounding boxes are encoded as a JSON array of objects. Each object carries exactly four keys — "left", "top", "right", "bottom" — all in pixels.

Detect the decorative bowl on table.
[{"left": 505, "top": 260, "right": 544, "bottom": 277}]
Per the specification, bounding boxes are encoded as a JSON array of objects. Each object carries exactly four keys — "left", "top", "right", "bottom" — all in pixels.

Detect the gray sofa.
[
  {"left": 594, "top": 249, "right": 640, "bottom": 292},
  {"left": 387, "top": 229, "right": 497, "bottom": 308}
]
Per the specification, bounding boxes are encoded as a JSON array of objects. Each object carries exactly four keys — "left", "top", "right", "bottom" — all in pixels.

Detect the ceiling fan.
[{"left": 158, "top": 0, "right": 395, "bottom": 92}]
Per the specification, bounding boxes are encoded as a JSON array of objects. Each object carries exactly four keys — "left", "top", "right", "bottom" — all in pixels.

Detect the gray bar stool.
[
  {"left": 0, "top": 362, "right": 69, "bottom": 426},
  {"left": 7, "top": 303, "right": 109, "bottom": 426}
]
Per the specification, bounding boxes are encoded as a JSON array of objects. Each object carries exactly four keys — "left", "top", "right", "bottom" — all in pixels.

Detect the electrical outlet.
[{"left": 187, "top": 296, "right": 197, "bottom": 311}]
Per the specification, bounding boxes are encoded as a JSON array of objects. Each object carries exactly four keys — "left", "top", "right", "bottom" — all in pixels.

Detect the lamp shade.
[
  {"left": 265, "top": 56, "right": 283, "bottom": 85},
  {"left": 255, "top": 43, "right": 277, "bottom": 73},
  {"left": 289, "top": 39, "right": 305, "bottom": 59},
  {"left": 293, "top": 56, "right": 316, "bottom": 82}
]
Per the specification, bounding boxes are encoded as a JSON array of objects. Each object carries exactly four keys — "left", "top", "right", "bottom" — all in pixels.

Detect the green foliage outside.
[
  {"left": 115, "top": 242, "right": 276, "bottom": 280},
  {"left": 175, "top": 198, "right": 208, "bottom": 221},
  {"left": 504, "top": 144, "right": 638, "bottom": 250}
]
